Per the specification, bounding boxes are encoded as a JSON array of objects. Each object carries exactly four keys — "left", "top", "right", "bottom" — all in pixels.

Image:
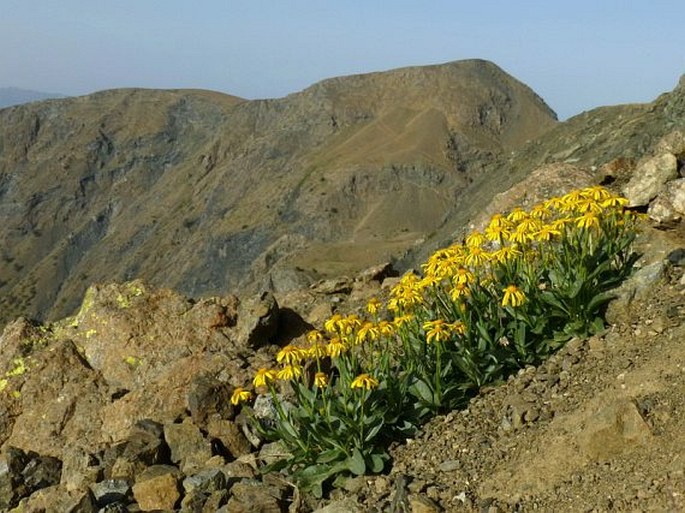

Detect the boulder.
[
  {"left": 622, "top": 153, "right": 678, "bottom": 207},
  {"left": 236, "top": 292, "right": 280, "bottom": 349}
]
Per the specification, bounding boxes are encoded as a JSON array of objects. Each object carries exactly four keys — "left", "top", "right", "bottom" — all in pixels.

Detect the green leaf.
[
  {"left": 368, "top": 452, "right": 388, "bottom": 473},
  {"left": 409, "top": 379, "right": 434, "bottom": 404},
  {"left": 364, "top": 421, "right": 384, "bottom": 443},
  {"left": 586, "top": 290, "right": 617, "bottom": 314},
  {"left": 348, "top": 448, "right": 366, "bottom": 476}
]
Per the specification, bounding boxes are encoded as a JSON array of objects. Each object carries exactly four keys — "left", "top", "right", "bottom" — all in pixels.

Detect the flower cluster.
[{"left": 234, "top": 186, "right": 640, "bottom": 495}]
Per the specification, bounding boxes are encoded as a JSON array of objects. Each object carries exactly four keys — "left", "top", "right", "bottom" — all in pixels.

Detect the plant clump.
[{"left": 236, "top": 186, "right": 642, "bottom": 495}]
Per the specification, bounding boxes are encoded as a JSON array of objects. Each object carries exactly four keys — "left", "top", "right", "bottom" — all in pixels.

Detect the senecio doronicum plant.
[{"left": 231, "top": 185, "right": 642, "bottom": 496}]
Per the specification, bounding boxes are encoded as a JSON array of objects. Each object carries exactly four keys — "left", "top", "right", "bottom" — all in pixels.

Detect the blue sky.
[{"left": 2, "top": 0, "right": 684, "bottom": 119}]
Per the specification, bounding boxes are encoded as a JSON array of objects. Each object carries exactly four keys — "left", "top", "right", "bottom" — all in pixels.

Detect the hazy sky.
[{"left": 2, "top": 0, "right": 684, "bottom": 119}]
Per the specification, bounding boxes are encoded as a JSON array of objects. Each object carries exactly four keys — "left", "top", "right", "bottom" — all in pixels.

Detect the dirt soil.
[{"left": 322, "top": 229, "right": 685, "bottom": 513}]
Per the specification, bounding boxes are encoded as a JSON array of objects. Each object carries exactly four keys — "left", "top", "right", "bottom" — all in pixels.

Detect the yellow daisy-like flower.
[
  {"left": 277, "top": 364, "right": 302, "bottom": 381},
  {"left": 507, "top": 207, "right": 528, "bottom": 223},
  {"left": 326, "top": 337, "right": 348, "bottom": 358},
  {"left": 533, "top": 225, "right": 561, "bottom": 242},
  {"left": 377, "top": 320, "right": 395, "bottom": 336},
  {"left": 465, "top": 231, "right": 486, "bottom": 248},
  {"left": 530, "top": 204, "right": 552, "bottom": 220},
  {"left": 600, "top": 195, "right": 629, "bottom": 209},
  {"left": 356, "top": 321, "right": 380, "bottom": 344},
  {"left": 230, "top": 387, "right": 252, "bottom": 406},
  {"left": 393, "top": 314, "right": 415, "bottom": 328},
  {"left": 543, "top": 196, "right": 565, "bottom": 211},
  {"left": 366, "top": 297, "right": 382, "bottom": 316},
  {"left": 575, "top": 212, "right": 600, "bottom": 230},
  {"left": 485, "top": 223, "right": 510, "bottom": 242},
  {"left": 306, "top": 329, "right": 323, "bottom": 344},
  {"left": 508, "top": 224, "right": 533, "bottom": 244},
  {"left": 324, "top": 314, "right": 343, "bottom": 334},
  {"left": 453, "top": 267, "right": 475, "bottom": 285},
  {"left": 581, "top": 185, "right": 611, "bottom": 201},
  {"left": 423, "top": 319, "right": 452, "bottom": 344},
  {"left": 465, "top": 247, "right": 490, "bottom": 268},
  {"left": 308, "top": 342, "right": 328, "bottom": 360},
  {"left": 502, "top": 285, "right": 526, "bottom": 307},
  {"left": 449, "top": 321, "right": 467, "bottom": 335},
  {"left": 350, "top": 373, "right": 379, "bottom": 390},
  {"left": 449, "top": 283, "right": 470, "bottom": 302},
  {"left": 492, "top": 245, "right": 522, "bottom": 264},
  {"left": 276, "top": 345, "right": 306, "bottom": 365},
  {"left": 252, "top": 368, "right": 277, "bottom": 388},
  {"left": 314, "top": 372, "right": 328, "bottom": 388},
  {"left": 573, "top": 198, "right": 603, "bottom": 214}
]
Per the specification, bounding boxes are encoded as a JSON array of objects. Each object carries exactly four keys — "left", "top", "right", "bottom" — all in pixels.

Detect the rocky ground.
[{"left": 0, "top": 137, "right": 684, "bottom": 511}]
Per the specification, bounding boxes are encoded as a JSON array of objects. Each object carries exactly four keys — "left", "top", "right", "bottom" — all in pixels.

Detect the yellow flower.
[
  {"left": 485, "top": 223, "right": 510, "bottom": 242},
  {"left": 530, "top": 204, "right": 552, "bottom": 220},
  {"left": 449, "top": 283, "right": 470, "bottom": 302},
  {"left": 465, "top": 231, "right": 486, "bottom": 248},
  {"left": 581, "top": 185, "right": 611, "bottom": 201},
  {"left": 307, "top": 342, "right": 328, "bottom": 360},
  {"left": 252, "top": 368, "right": 277, "bottom": 387},
  {"left": 230, "top": 387, "right": 252, "bottom": 405},
  {"left": 449, "top": 321, "right": 467, "bottom": 335},
  {"left": 314, "top": 372, "right": 328, "bottom": 388},
  {"left": 533, "top": 225, "right": 561, "bottom": 242},
  {"left": 543, "top": 196, "right": 565, "bottom": 211},
  {"left": 423, "top": 319, "right": 451, "bottom": 344},
  {"left": 306, "top": 330, "right": 323, "bottom": 344},
  {"left": 492, "top": 245, "right": 522, "bottom": 264},
  {"left": 356, "top": 321, "right": 380, "bottom": 344},
  {"left": 465, "top": 247, "right": 490, "bottom": 267},
  {"left": 575, "top": 212, "right": 600, "bottom": 230},
  {"left": 508, "top": 224, "right": 533, "bottom": 244},
  {"left": 393, "top": 314, "right": 415, "bottom": 327},
  {"left": 277, "top": 364, "right": 302, "bottom": 381},
  {"left": 600, "top": 195, "right": 629, "bottom": 209},
  {"left": 324, "top": 314, "right": 343, "bottom": 334},
  {"left": 507, "top": 207, "right": 528, "bottom": 223},
  {"left": 350, "top": 373, "right": 379, "bottom": 390},
  {"left": 326, "top": 337, "right": 348, "bottom": 358},
  {"left": 453, "top": 267, "right": 475, "bottom": 285},
  {"left": 502, "top": 285, "right": 526, "bottom": 307},
  {"left": 573, "top": 198, "right": 603, "bottom": 214},
  {"left": 366, "top": 298, "right": 382, "bottom": 316},
  {"left": 377, "top": 320, "right": 395, "bottom": 336},
  {"left": 276, "top": 345, "right": 306, "bottom": 365}
]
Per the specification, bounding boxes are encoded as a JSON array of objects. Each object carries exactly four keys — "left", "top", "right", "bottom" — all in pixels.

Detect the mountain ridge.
[{"left": 0, "top": 59, "right": 558, "bottom": 326}]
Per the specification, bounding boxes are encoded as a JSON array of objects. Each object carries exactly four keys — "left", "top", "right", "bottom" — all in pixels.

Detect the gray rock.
[
  {"left": 22, "top": 454, "right": 62, "bottom": 493},
  {"left": 258, "top": 441, "right": 291, "bottom": 466},
  {"left": 182, "top": 468, "right": 226, "bottom": 494},
  {"left": 90, "top": 479, "right": 131, "bottom": 507},
  {"left": 180, "top": 489, "right": 207, "bottom": 513},
  {"left": 606, "top": 260, "right": 667, "bottom": 324},
  {"left": 206, "top": 418, "right": 252, "bottom": 458},
  {"left": 61, "top": 445, "right": 102, "bottom": 492},
  {"left": 622, "top": 153, "right": 678, "bottom": 207},
  {"left": 0, "top": 447, "right": 29, "bottom": 509}
]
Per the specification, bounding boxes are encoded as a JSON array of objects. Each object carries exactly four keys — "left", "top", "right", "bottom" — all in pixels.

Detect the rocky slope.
[
  {"left": 0, "top": 59, "right": 557, "bottom": 327},
  {"left": 0, "top": 120, "right": 683, "bottom": 511}
]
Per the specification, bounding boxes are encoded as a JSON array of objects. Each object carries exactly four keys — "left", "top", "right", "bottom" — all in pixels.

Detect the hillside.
[{"left": 0, "top": 59, "right": 558, "bottom": 326}]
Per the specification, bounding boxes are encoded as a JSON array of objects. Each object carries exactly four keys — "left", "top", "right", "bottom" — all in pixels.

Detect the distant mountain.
[
  {"left": 0, "top": 87, "right": 66, "bottom": 109},
  {"left": 0, "top": 59, "right": 558, "bottom": 325}
]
